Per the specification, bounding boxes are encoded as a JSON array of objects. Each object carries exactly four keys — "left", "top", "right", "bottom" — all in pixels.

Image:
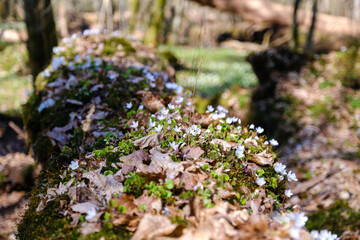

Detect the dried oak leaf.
[
  {"left": 131, "top": 213, "right": 177, "bottom": 240},
  {"left": 79, "top": 222, "right": 101, "bottom": 235},
  {"left": 250, "top": 151, "right": 274, "bottom": 166},
  {"left": 45, "top": 121, "right": 74, "bottom": 146},
  {"left": 137, "top": 90, "right": 165, "bottom": 113},
  {"left": 176, "top": 171, "right": 208, "bottom": 190},
  {"left": 133, "top": 133, "right": 164, "bottom": 149},
  {"left": 149, "top": 147, "right": 184, "bottom": 177},
  {"left": 118, "top": 149, "right": 150, "bottom": 175},
  {"left": 191, "top": 112, "right": 215, "bottom": 127},
  {"left": 210, "top": 139, "right": 236, "bottom": 153},
  {"left": 134, "top": 190, "right": 162, "bottom": 213},
  {"left": 181, "top": 146, "right": 204, "bottom": 160}
]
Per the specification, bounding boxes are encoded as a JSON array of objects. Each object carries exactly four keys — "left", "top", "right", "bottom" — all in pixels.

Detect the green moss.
[
  {"left": 102, "top": 37, "right": 135, "bottom": 56},
  {"left": 306, "top": 200, "right": 360, "bottom": 235}
]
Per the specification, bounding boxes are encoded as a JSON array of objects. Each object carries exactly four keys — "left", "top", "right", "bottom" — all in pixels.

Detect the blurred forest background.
[{"left": 0, "top": 0, "right": 360, "bottom": 239}]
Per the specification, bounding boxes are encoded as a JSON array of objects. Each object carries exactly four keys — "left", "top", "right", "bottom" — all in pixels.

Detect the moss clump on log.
[{"left": 18, "top": 32, "right": 311, "bottom": 239}]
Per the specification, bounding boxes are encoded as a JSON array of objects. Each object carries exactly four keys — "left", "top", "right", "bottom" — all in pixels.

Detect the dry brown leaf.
[
  {"left": 82, "top": 103, "right": 96, "bottom": 132},
  {"left": 79, "top": 222, "right": 101, "bottom": 235},
  {"left": 71, "top": 202, "right": 100, "bottom": 214},
  {"left": 250, "top": 151, "right": 274, "bottom": 166},
  {"left": 134, "top": 191, "right": 162, "bottom": 213},
  {"left": 45, "top": 121, "right": 74, "bottom": 146},
  {"left": 210, "top": 139, "right": 236, "bottom": 153},
  {"left": 133, "top": 133, "right": 164, "bottom": 149},
  {"left": 181, "top": 146, "right": 204, "bottom": 160},
  {"left": 131, "top": 213, "right": 177, "bottom": 240},
  {"left": 191, "top": 113, "right": 214, "bottom": 127},
  {"left": 137, "top": 90, "right": 165, "bottom": 113},
  {"left": 149, "top": 147, "right": 184, "bottom": 177},
  {"left": 118, "top": 149, "right": 150, "bottom": 175},
  {"left": 176, "top": 171, "right": 208, "bottom": 190}
]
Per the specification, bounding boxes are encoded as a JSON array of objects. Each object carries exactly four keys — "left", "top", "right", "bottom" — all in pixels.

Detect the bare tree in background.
[
  {"left": 99, "top": 0, "right": 113, "bottom": 32},
  {"left": 306, "top": 0, "right": 318, "bottom": 52},
  {"left": 24, "top": 0, "right": 57, "bottom": 85},
  {"left": 129, "top": 0, "right": 140, "bottom": 33},
  {"left": 144, "top": 0, "right": 167, "bottom": 47},
  {"left": 292, "top": 0, "right": 302, "bottom": 49},
  {"left": 58, "top": 0, "right": 68, "bottom": 37}
]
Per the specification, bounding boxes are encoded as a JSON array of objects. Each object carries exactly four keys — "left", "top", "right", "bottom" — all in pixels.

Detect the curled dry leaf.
[
  {"left": 149, "top": 146, "right": 184, "bottom": 177},
  {"left": 211, "top": 139, "right": 236, "bottom": 153},
  {"left": 82, "top": 103, "right": 96, "bottom": 132},
  {"left": 191, "top": 112, "right": 215, "bottom": 127},
  {"left": 71, "top": 202, "right": 99, "bottom": 214},
  {"left": 118, "top": 149, "right": 150, "bottom": 175},
  {"left": 79, "top": 222, "right": 101, "bottom": 235},
  {"left": 45, "top": 121, "right": 74, "bottom": 146},
  {"left": 131, "top": 213, "right": 177, "bottom": 240},
  {"left": 137, "top": 90, "right": 165, "bottom": 113},
  {"left": 250, "top": 151, "right": 274, "bottom": 166},
  {"left": 133, "top": 133, "right": 164, "bottom": 149},
  {"left": 181, "top": 146, "right": 204, "bottom": 160},
  {"left": 244, "top": 137, "right": 258, "bottom": 147}
]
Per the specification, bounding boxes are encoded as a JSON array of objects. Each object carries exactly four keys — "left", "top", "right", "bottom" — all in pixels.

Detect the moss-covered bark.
[{"left": 144, "top": 0, "right": 167, "bottom": 47}]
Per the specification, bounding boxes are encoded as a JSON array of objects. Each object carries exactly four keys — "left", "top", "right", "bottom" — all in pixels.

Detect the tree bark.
[
  {"left": 189, "top": 0, "right": 360, "bottom": 36},
  {"left": 306, "top": 0, "right": 318, "bottom": 52},
  {"left": 58, "top": 0, "right": 69, "bottom": 37},
  {"left": 129, "top": 0, "right": 140, "bottom": 33},
  {"left": 24, "top": 0, "right": 57, "bottom": 85},
  {"left": 144, "top": 0, "right": 167, "bottom": 47},
  {"left": 292, "top": 0, "right": 302, "bottom": 49}
]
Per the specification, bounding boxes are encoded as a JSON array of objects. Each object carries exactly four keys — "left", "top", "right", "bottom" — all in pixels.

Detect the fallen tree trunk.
[
  {"left": 190, "top": 0, "right": 360, "bottom": 37},
  {"left": 18, "top": 32, "right": 313, "bottom": 239}
]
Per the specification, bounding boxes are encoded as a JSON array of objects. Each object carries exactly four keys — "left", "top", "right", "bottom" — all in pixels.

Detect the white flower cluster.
[
  {"left": 165, "top": 82, "right": 184, "bottom": 94},
  {"left": 210, "top": 105, "right": 229, "bottom": 120},
  {"left": 169, "top": 141, "right": 181, "bottom": 151},
  {"left": 310, "top": 230, "right": 338, "bottom": 240},
  {"left": 235, "top": 144, "right": 245, "bottom": 159},
  {"left": 274, "top": 162, "right": 298, "bottom": 182},
  {"left": 288, "top": 212, "right": 308, "bottom": 239},
  {"left": 256, "top": 177, "right": 266, "bottom": 186},
  {"left": 189, "top": 124, "right": 201, "bottom": 136}
]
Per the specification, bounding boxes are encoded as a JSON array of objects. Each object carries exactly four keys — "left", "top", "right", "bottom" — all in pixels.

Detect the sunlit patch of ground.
[
  {"left": 0, "top": 43, "right": 32, "bottom": 115},
  {"left": 160, "top": 45, "right": 257, "bottom": 97}
]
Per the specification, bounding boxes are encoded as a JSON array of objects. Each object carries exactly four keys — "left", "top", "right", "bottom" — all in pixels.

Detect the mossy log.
[{"left": 18, "top": 33, "right": 311, "bottom": 239}]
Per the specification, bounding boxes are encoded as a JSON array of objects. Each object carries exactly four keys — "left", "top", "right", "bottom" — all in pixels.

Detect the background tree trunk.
[
  {"left": 24, "top": 0, "right": 57, "bottom": 85},
  {"left": 58, "top": 0, "right": 68, "bottom": 37},
  {"left": 144, "top": 0, "right": 167, "bottom": 47},
  {"left": 292, "top": 0, "right": 302, "bottom": 49},
  {"left": 306, "top": 0, "right": 318, "bottom": 52},
  {"left": 189, "top": 0, "right": 360, "bottom": 36},
  {"left": 129, "top": 0, "right": 140, "bottom": 33}
]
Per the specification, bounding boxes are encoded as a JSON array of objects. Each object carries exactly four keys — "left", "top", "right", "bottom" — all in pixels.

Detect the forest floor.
[{"left": 0, "top": 39, "right": 359, "bottom": 238}]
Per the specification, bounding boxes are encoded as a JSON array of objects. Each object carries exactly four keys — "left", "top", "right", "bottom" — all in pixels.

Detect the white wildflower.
[
  {"left": 287, "top": 171, "right": 298, "bottom": 182},
  {"left": 168, "top": 103, "right": 175, "bottom": 110},
  {"left": 256, "top": 126, "right": 264, "bottom": 134},
  {"left": 175, "top": 96, "right": 184, "bottom": 104},
  {"left": 216, "top": 125, "right": 222, "bottom": 131},
  {"left": 249, "top": 124, "right": 255, "bottom": 129},
  {"left": 190, "top": 124, "right": 201, "bottom": 136},
  {"left": 226, "top": 118, "right": 233, "bottom": 124},
  {"left": 270, "top": 139, "right": 279, "bottom": 146},
  {"left": 107, "top": 70, "right": 119, "bottom": 80},
  {"left": 126, "top": 102, "right": 132, "bottom": 109},
  {"left": 216, "top": 105, "right": 228, "bottom": 114},
  {"left": 264, "top": 141, "right": 269, "bottom": 145},
  {"left": 254, "top": 136, "right": 259, "bottom": 140},
  {"left": 149, "top": 119, "right": 156, "bottom": 128},
  {"left": 289, "top": 212, "right": 308, "bottom": 228},
  {"left": 206, "top": 105, "right": 214, "bottom": 113},
  {"left": 85, "top": 208, "right": 97, "bottom": 220},
  {"left": 285, "top": 189, "right": 293, "bottom": 198},
  {"left": 130, "top": 121, "right": 138, "bottom": 129},
  {"left": 256, "top": 177, "right": 266, "bottom": 186},
  {"left": 41, "top": 69, "right": 51, "bottom": 77},
  {"left": 69, "top": 160, "right": 79, "bottom": 170},
  {"left": 138, "top": 105, "right": 144, "bottom": 110},
  {"left": 169, "top": 141, "right": 181, "bottom": 151},
  {"left": 274, "top": 162, "right": 287, "bottom": 175},
  {"left": 157, "top": 115, "right": 165, "bottom": 121},
  {"left": 311, "top": 230, "right": 338, "bottom": 240},
  {"left": 160, "top": 108, "right": 169, "bottom": 115},
  {"left": 155, "top": 125, "right": 163, "bottom": 132},
  {"left": 235, "top": 145, "right": 245, "bottom": 159},
  {"left": 174, "top": 125, "right": 182, "bottom": 133}
]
